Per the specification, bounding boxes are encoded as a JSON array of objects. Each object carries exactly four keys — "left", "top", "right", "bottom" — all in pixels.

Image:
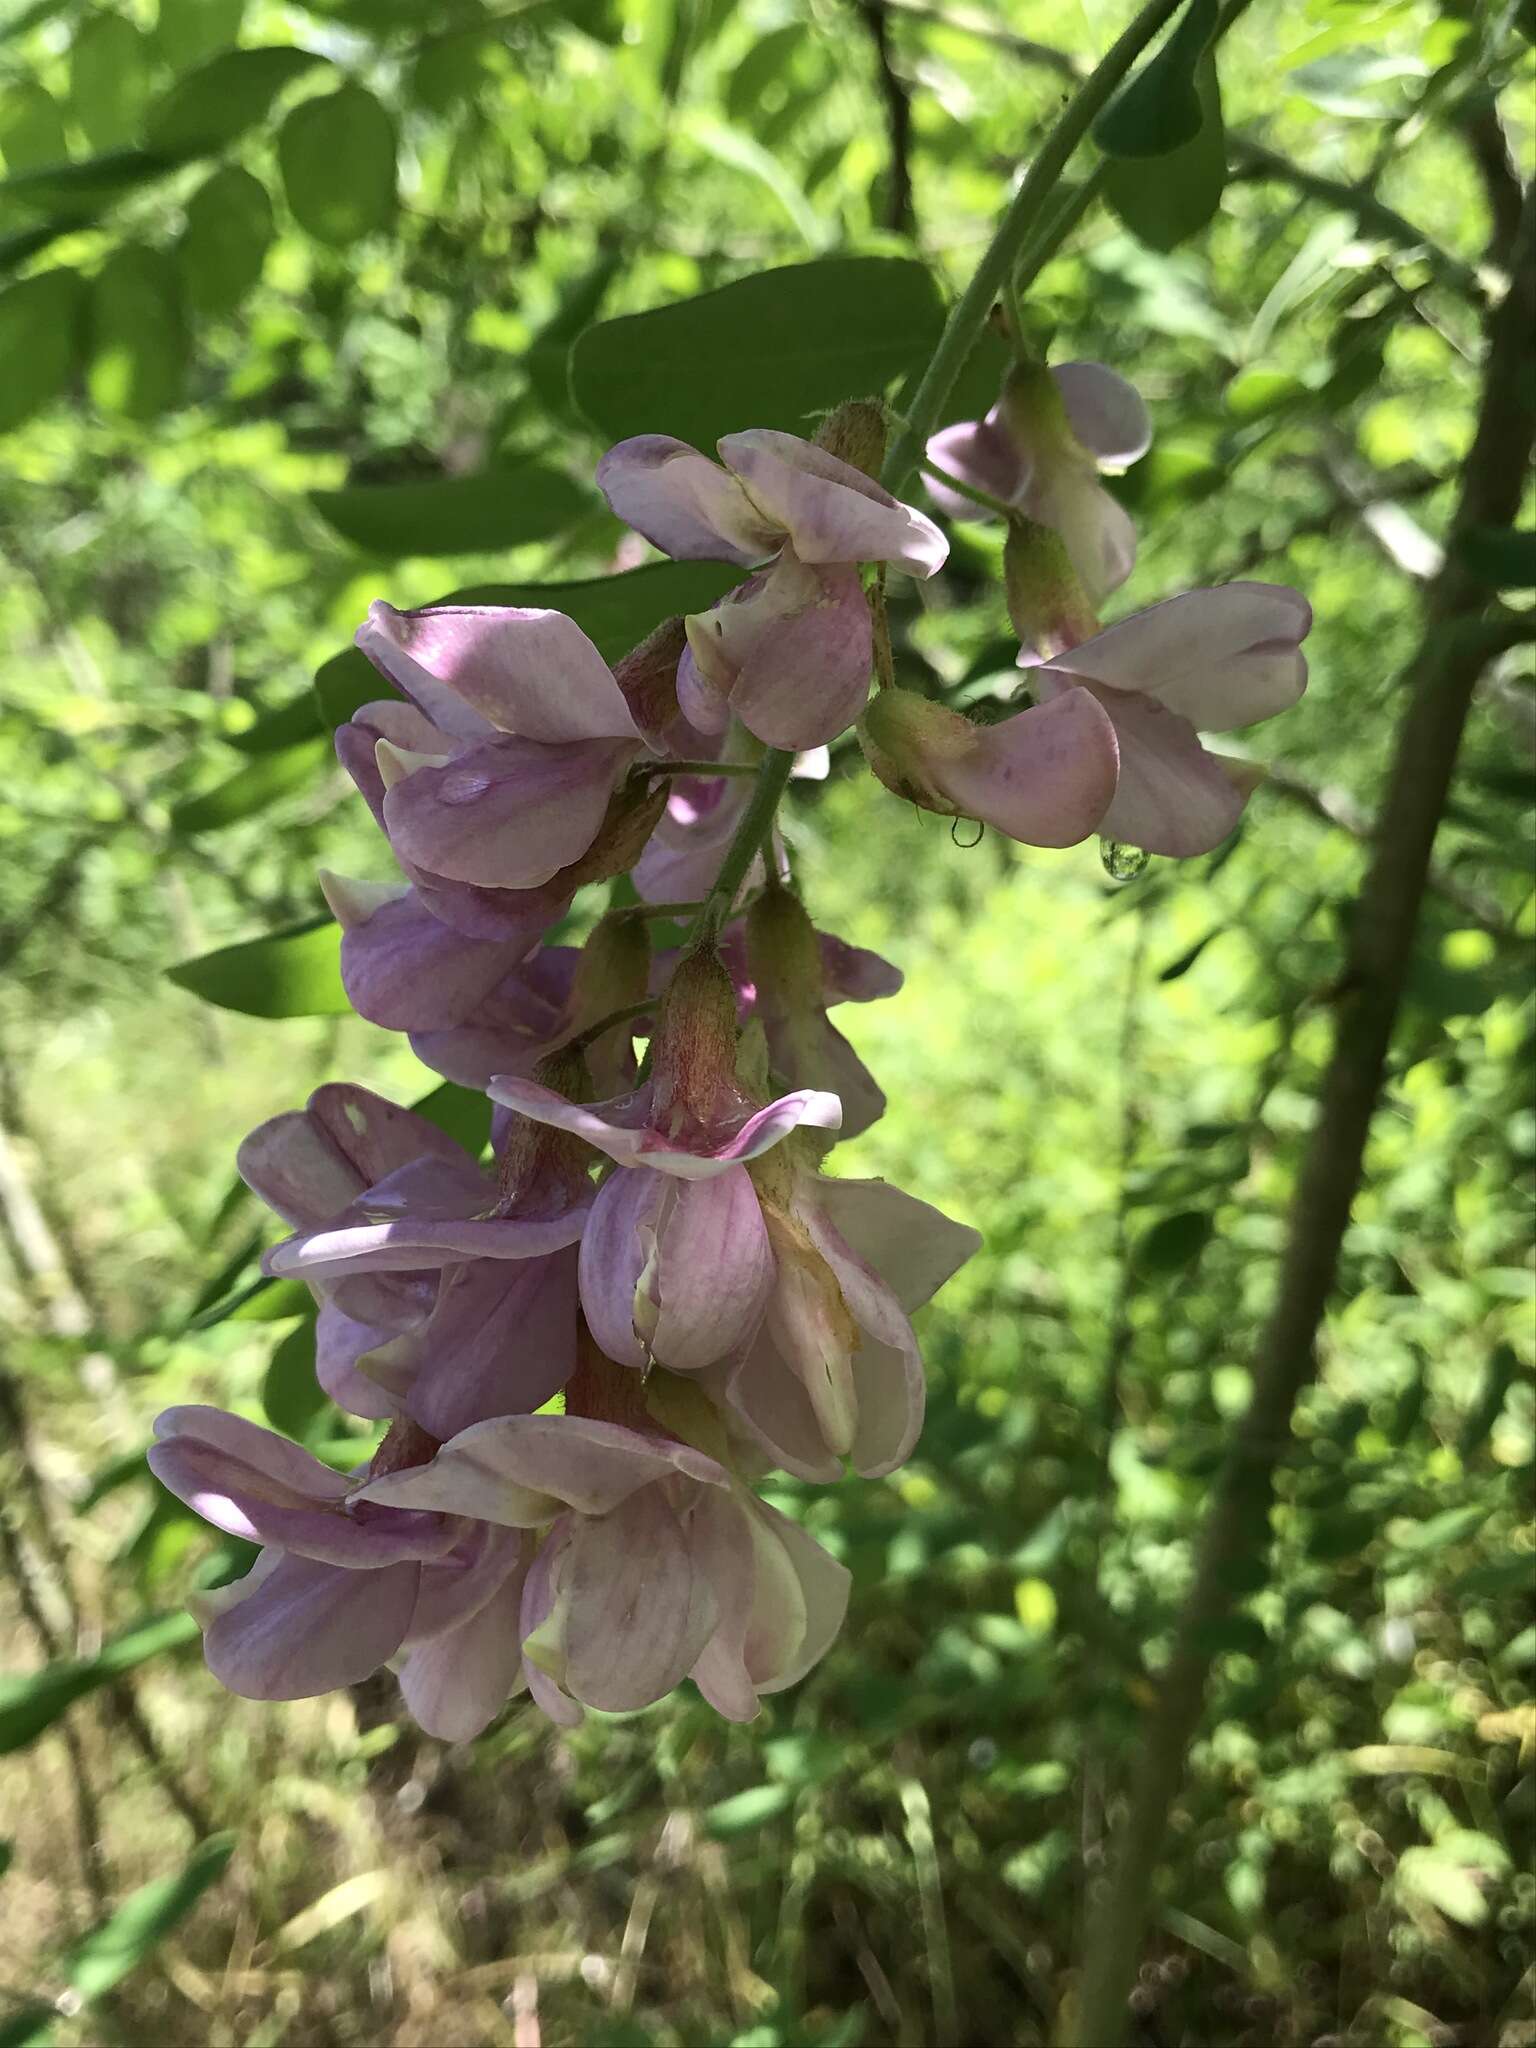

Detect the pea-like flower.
[{"left": 597, "top": 431, "right": 947, "bottom": 750}]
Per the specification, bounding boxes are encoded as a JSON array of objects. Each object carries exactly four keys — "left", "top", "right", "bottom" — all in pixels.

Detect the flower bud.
[
  {"left": 651, "top": 948, "right": 741, "bottom": 1123},
  {"left": 857, "top": 688, "right": 972, "bottom": 816},
  {"left": 1003, "top": 517, "right": 1099, "bottom": 659},
  {"left": 746, "top": 884, "right": 826, "bottom": 1017},
  {"left": 563, "top": 1317, "right": 654, "bottom": 1429},
  {"left": 498, "top": 1043, "right": 594, "bottom": 1209},
  {"left": 612, "top": 615, "right": 691, "bottom": 751},
  {"left": 998, "top": 358, "right": 1075, "bottom": 459},
  {"left": 813, "top": 398, "right": 887, "bottom": 480},
  {"left": 569, "top": 913, "right": 651, "bottom": 1036}
]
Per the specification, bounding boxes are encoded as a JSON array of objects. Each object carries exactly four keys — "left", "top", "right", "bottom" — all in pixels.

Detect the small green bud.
[{"left": 814, "top": 398, "right": 887, "bottom": 480}]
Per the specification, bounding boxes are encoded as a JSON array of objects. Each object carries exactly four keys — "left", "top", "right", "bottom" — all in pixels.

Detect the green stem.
[
  {"left": 565, "top": 997, "right": 657, "bottom": 1052},
  {"left": 920, "top": 456, "right": 1018, "bottom": 521},
  {"left": 1011, "top": 167, "right": 1107, "bottom": 300},
  {"left": 880, "top": 0, "right": 1186, "bottom": 497},
  {"left": 642, "top": 759, "right": 760, "bottom": 779},
  {"left": 611, "top": 899, "right": 706, "bottom": 920},
  {"left": 692, "top": 748, "right": 796, "bottom": 944}
]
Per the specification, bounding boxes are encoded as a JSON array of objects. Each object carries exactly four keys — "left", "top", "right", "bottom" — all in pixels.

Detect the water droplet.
[
  {"left": 951, "top": 816, "right": 984, "bottom": 849},
  {"left": 1100, "top": 838, "right": 1150, "bottom": 882}
]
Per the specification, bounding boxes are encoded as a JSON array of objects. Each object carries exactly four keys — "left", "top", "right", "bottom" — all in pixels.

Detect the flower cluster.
[{"left": 158, "top": 371, "right": 1307, "bottom": 1739}]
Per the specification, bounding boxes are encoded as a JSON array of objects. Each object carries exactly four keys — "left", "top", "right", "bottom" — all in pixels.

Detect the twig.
[
  {"left": 1072, "top": 173, "right": 1536, "bottom": 2048},
  {"left": 858, "top": 2, "right": 917, "bottom": 236}
]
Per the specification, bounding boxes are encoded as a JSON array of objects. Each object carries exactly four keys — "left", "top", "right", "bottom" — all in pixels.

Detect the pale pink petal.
[
  {"left": 817, "top": 933, "right": 903, "bottom": 1004},
  {"left": 1082, "top": 684, "right": 1250, "bottom": 855},
  {"left": 687, "top": 554, "right": 874, "bottom": 751},
  {"left": 399, "top": 1557, "right": 530, "bottom": 1740},
  {"left": 204, "top": 1553, "right": 422, "bottom": 1699},
  {"left": 381, "top": 734, "right": 634, "bottom": 890},
  {"left": 933, "top": 687, "right": 1120, "bottom": 848},
  {"left": 1051, "top": 362, "right": 1152, "bottom": 468},
  {"left": 560, "top": 1489, "right": 717, "bottom": 1711},
  {"left": 328, "top": 883, "right": 529, "bottom": 1032},
  {"left": 353, "top": 1414, "right": 729, "bottom": 1524},
  {"left": 518, "top": 1524, "right": 584, "bottom": 1725},
  {"left": 719, "top": 431, "right": 948, "bottom": 576},
  {"left": 924, "top": 408, "right": 1029, "bottom": 521},
  {"left": 811, "top": 1177, "right": 982, "bottom": 1316},
  {"left": 764, "top": 1011, "right": 885, "bottom": 1141},
  {"left": 686, "top": 1490, "right": 761, "bottom": 1721},
  {"left": 359, "top": 603, "right": 641, "bottom": 744},
  {"left": 1046, "top": 584, "right": 1311, "bottom": 730},
  {"left": 406, "top": 1249, "right": 579, "bottom": 1438},
  {"left": 746, "top": 1500, "right": 850, "bottom": 1691},
  {"left": 724, "top": 1335, "right": 844, "bottom": 1483},
  {"left": 485, "top": 1077, "right": 841, "bottom": 1180},
  {"left": 596, "top": 436, "right": 778, "bottom": 564},
  {"left": 265, "top": 1204, "right": 584, "bottom": 1282},
  {"left": 1023, "top": 462, "right": 1138, "bottom": 604}
]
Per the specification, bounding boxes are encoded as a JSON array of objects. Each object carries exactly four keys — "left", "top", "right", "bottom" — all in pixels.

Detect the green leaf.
[
  {"left": 0, "top": 268, "right": 84, "bottom": 431},
  {"left": 178, "top": 164, "right": 273, "bottom": 318},
  {"left": 166, "top": 914, "right": 350, "bottom": 1018},
  {"left": 226, "top": 692, "right": 323, "bottom": 753},
  {"left": 0, "top": 82, "right": 67, "bottom": 173},
  {"left": 1103, "top": 52, "right": 1225, "bottom": 251},
  {"left": 684, "top": 117, "right": 826, "bottom": 252},
  {"left": 1136, "top": 1209, "right": 1213, "bottom": 1274},
  {"left": 1458, "top": 1344, "right": 1518, "bottom": 1457},
  {"left": 146, "top": 46, "right": 325, "bottom": 158},
  {"left": 0, "top": 147, "right": 172, "bottom": 216},
  {"left": 1457, "top": 525, "right": 1536, "bottom": 590},
  {"left": 1391, "top": 1502, "right": 1491, "bottom": 1554},
  {"left": 313, "top": 561, "right": 739, "bottom": 730},
  {"left": 169, "top": 740, "right": 327, "bottom": 834},
  {"left": 0, "top": 1611, "right": 198, "bottom": 1755},
  {"left": 278, "top": 83, "right": 396, "bottom": 248},
  {"left": 64, "top": 1834, "right": 236, "bottom": 2003},
  {"left": 0, "top": 2004, "right": 54, "bottom": 2048},
  {"left": 1224, "top": 368, "right": 1306, "bottom": 421},
  {"left": 262, "top": 1316, "right": 328, "bottom": 1441},
  {"left": 189, "top": 1273, "right": 310, "bottom": 1331},
  {"left": 87, "top": 243, "right": 186, "bottom": 420},
  {"left": 1093, "top": 0, "right": 1217, "bottom": 158},
  {"left": 310, "top": 466, "right": 590, "bottom": 557},
  {"left": 1194, "top": 1614, "right": 1269, "bottom": 1659},
  {"left": 725, "top": 24, "right": 803, "bottom": 127},
  {"left": 702, "top": 1783, "right": 794, "bottom": 1837},
  {"left": 69, "top": 13, "right": 152, "bottom": 153},
  {"left": 570, "top": 256, "right": 944, "bottom": 451},
  {"left": 154, "top": 0, "right": 245, "bottom": 72},
  {"left": 1290, "top": 50, "right": 1423, "bottom": 120}
]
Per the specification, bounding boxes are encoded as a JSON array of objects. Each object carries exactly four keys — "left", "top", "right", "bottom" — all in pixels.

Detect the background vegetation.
[{"left": 0, "top": 1, "right": 1531, "bottom": 2043}]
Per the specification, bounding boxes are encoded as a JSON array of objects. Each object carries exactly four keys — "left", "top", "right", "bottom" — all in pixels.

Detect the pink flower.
[
  {"left": 356, "top": 1410, "right": 850, "bottom": 1723},
  {"left": 926, "top": 361, "right": 1150, "bottom": 616},
  {"left": 597, "top": 431, "right": 947, "bottom": 750},
  {"left": 241, "top": 1084, "right": 590, "bottom": 1438},
  {"left": 340, "top": 603, "right": 659, "bottom": 931},
  {"left": 149, "top": 1408, "right": 532, "bottom": 1740},
  {"left": 715, "top": 1169, "right": 980, "bottom": 1481}
]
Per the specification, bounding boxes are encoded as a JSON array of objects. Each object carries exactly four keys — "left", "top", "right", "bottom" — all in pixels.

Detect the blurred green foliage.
[{"left": 0, "top": 0, "right": 1531, "bottom": 2044}]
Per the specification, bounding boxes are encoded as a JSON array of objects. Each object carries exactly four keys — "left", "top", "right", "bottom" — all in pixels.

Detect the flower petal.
[
  {"left": 923, "top": 408, "right": 1028, "bottom": 521},
  {"left": 398, "top": 1552, "right": 530, "bottom": 1741},
  {"left": 1052, "top": 362, "right": 1152, "bottom": 468},
  {"left": 719, "top": 431, "right": 948, "bottom": 576},
  {"left": 1082, "top": 683, "right": 1249, "bottom": 856},
  {"left": 1024, "top": 463, "right": 1138, "bottom": 604},
  {"left": 686, "top": 1489, "right": 761, "bottom": 1721},
  {"left": 204, "top": 1552, "right": 421, "bottom": 1699},
  {"left": 382, "top": 734, "right": 634, "bottom": 890},
  {"left": 687, "top": 554, "right": 874, "bottom": 752},
  {"left": 1045, "top": 583, "right": 1311, "bottom": 731},
  {"left": 359, "top": 603, "right": 641, "bottom": 744},
  {"left": 811, "top": 1176, "right": 981, "bottom": 1315},
  {"left": 405, "top": 1248, "right": 580, "bottom": 1439},
  {"left": 723, "top": 1335, "right": 844, "bottom": 1483},
  {"left": 328, "top": 881, "right": 530, "bottom": 1032},
  {"left": 315, "top": 1299, "right": 411, "bottom": 1420},
  {"left": 933, "top": 687, "right": 1120, "bottom": 848},
  {"left": 560, "top": 1488, "right": 717, "bottom": 1712},
  {"left": 596, "top": 435, "right": 778, "bottom": 564},
  {"left": 745, "top": 1498, "right": 850, "bottom": 1691}
]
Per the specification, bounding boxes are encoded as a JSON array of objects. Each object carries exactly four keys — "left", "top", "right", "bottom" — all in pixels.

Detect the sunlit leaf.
[
  {"left": 279, "top": 83, "right": 396, "bottom": 248},
  {"left": 703, "top": 1783, "right": 794, "bottom": 1836},
  {"left": 570, "top": 256, "right": 944, "bottom": 450},
  {"left": 166, "top": 914, "right": 350, "bottom": 1018},
  {"left": 178, "top": 164, "right": 273, "bottom": 318},
  {"left": 146, "top": 46, "right": 325, "bottom": 157},
  {"left": 154, "top": 0, "right": 244, "bottom": 72},
  {"left": 170, "top": 739, "right": 328, "bottom": 834},
  {"left": 0, "top": 1611, "right": 198, "bottom": 1755},
  {"left": 0, "top": 268, "right": 84, "bottom": 430},
  {"left": 64, "top": 1834, "right": 236, "bottom": 2001},
  {"left": 68, "top": 12, "right": 151, "bottom": 153},
  {"left": 0, "top": 80, "right": 66, "bottom": 172}
]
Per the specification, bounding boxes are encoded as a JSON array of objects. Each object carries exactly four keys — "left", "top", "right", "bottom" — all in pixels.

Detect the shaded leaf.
[
  {"left": 0, "top": 268, "right": 84, "bottom": 431},
  {"left": 170, "top": 740, "right": 328, "bottom": 834},
  {"left": 0, "top": 81, "right": 66, "bottom": 172},
  {"left": 570, "top": 256, "right": 944, "bottom": 450},
  {"left": 69, "top": 13, "right": 151, "bottom": 153},
  {"left": 279, "top": 83, "right": 396, "bottom": 248},
  {"left": 166, "top": 914, "right": 349, "bottom": 1018},
  {"left": 1104, "top": 52, "right": 1225, "bottom": 251},
  {"left": 0, "top": 147, "right": 172, "bottom": 215},
  {"left": 0, "top": 1612, "right": 199, "bottom": 1755},
  {"left": 226, "top": 692, "right": 323, "bottom": 753},
  {"left": 263, "top": 1316, "right": 328, "bottom": 1442},
  {"left": 410, "top": 1080, "right": 494, "bottom": 1155},
  {"left": 154, "top": 0, "right": 245, "bottom": 72},
  {"left": 87, "top": 243, "right": 186, "bottom": 419},
  {"left": 1093, "top": 0, "right": 1217, "bottom": 157},
  {"left": 178, "top": 163, "right": 273, "bottom": 318},
  {"left": 1136, "top": 1209, "right": 1213, "bottom": 1274},
  {"left": 309, "top": 466, "right": 590, "bottom": 556},
  {"left": 146, "top": 46, "right": 325, "bottom": 157}
]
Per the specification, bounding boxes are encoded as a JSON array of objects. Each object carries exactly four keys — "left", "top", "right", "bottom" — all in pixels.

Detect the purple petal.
[
  {"left": 266, "top": 1203, "right": 585, "bottom": 1282},
  {"left": 596, "top": 436, "right": 778, "bottom": 564},
  {"left": 381, "top": 733, "right": 635, "bottom": 890},
  {"left": 237, "top": 1082, "right": 461, "bottom": 1230},
  {"left": 203, "top": 1552, "right": 422, "bottom": 1699},
  {"left": 923, "top": 408, "right": 1028, "bottom": 521},
  {"left": 931, "top": 688, "right": 1120, "bottom": 848},
  {"left": 359, "top": 603, "right": 641, "bottom": 744},
  {"left": 486, "top": 1077, "right": 841, "bottom": 1180},
  {"left": 336, "top": 701, "right": 452, "bottom": 821},
  {"left": 1052, "top": 362, "right": 1152, "bottom": 468},
  {"left": 1044, "top": 584, "right": 1311, "bottom": 731},
  {"left": 633, "top": 773, "right": 750, "bottom": 904},
  {"left": 328, "top": 881, "right": 531, "bottom": 1032},
  {"left": 579, "top": 1167, "right": 772, "bottom": 1372},
  {"left": 353, "top": 1414, "right": 730, "bottom": 1524},
  {"left": 719, "top": 431, "right": 948, "bottom": 576},
  {"left": 764, "top": 1011, "right": 885, "bottom": 1141},
  {"left": 409, "top": 946, "right": 578, "bottom": 1086},
  {"left": 724, "top": 1333, "right": 844, "bottom": 1484},
  {"left": 315, "top": 1299, "right": 411, "bottom": 1420},
  {"left": 687, "top": 554, "right": 873, "bottom": 752},
  {"left": 399, "top": 1551, "right": 530, "bottom": 1740},
  {"left": 817, "top": 933, "right": 902, "bottom": 1004},
  {"left": 406, "top": 1248, "right": 580, "bottom": 1439}
]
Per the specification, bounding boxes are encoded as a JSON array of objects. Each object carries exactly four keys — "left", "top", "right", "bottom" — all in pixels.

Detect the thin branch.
[
  {"left": 858, "top": 1, "right": 917, "bottom": 237},
  {"left": 1073, "top": 174, "right": 1536, "bottom": 2048}
]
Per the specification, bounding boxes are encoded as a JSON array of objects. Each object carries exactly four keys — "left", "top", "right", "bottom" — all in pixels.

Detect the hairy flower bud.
[
  {"left": 1004, "top": 517, "right": 1100, "bottom": 659},
  {"left": 651, "top": 949, "right": 742, "bottom": 1124},
  {"left": 557, "top": 772, "right": 670, "bottom": 889},
  {"left": 813, "top": 398, "right": 887, "bottom": 481},
  {"left": 612, "top": 615, "right": 692, "bottom": 750},
  {"left": 857, "top": 689, "right": 971, "bottom": 815},
  {"left": 746, "top": 883, "right": 826, "bottom": 1014}
]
